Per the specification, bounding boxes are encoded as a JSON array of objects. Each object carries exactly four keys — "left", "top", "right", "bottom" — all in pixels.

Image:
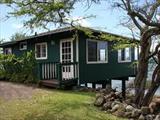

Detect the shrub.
[{"left": 0, "top": 51, "right": 38, "bottom": 84}]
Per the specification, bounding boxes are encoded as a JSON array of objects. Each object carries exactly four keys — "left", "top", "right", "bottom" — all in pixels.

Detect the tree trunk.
[
  {"left": 134, "top": 60, "right": 148, "bottom": 107},
  {"left": 142, "top": 83, "right": 159, "bottom": 106},
  {"left": 134, "top": 30, "right": 151, "bottom": 107},
  {"left": 142, "top": 53, "right": 160, "bottom": 106}
]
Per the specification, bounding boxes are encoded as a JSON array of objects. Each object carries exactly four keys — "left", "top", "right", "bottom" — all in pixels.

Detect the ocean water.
[{"left": 112, "top": 63, "right": 160, "bottom": 96}]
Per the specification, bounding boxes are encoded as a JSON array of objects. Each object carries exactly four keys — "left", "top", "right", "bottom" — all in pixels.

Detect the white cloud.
[
  {"left": 67, "top": 16, "right": 91, "bottom": 27},
  {"left": 12, "top": 23, "right": 23, "bottom": 29}
]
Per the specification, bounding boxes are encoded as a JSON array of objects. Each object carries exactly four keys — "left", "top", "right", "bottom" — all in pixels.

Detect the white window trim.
[
  {"left": 118, "top": 48, "right": 132, "bottom": 63},
  {"left": 86, "top": 39, "right": 108, "bottom": 64},
  {"left": 19, "top": 42, "right": 27, "bottom": 50},
  {"left": 35, "top": 42, "right": 48, "bottom": 60},
  {"left": 4, "top": 48, "right": 12, "bottom": 54}
]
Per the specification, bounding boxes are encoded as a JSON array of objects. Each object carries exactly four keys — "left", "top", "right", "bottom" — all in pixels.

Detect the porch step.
[{"left": 40, "top": 79, "right": 60, "bottom": 88}]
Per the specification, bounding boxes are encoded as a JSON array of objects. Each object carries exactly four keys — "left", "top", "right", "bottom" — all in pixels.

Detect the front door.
[{"left": 60, "top": 39, "right": 73, "bottom": 79}]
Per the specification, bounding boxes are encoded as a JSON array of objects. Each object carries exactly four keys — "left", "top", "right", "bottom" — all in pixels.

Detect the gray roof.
[{"left": 0, "top": 26, "right": 138, "bottom": 47}]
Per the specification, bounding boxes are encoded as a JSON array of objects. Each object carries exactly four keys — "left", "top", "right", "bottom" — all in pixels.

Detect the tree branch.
[{"left": 148, "top": 43, "right": 160, "bottom": 59}]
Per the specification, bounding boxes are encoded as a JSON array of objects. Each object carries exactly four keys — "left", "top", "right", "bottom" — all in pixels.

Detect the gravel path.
[{"left": 0, "top": 81, "right": 39, "bottom": 100}]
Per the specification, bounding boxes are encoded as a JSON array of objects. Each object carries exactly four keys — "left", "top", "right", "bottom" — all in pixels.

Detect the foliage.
[
  {"left": 0, "top": 0, "right": 78, "bottom": 29},
  {"left": 75, "top": 26, "right": 139, "bottom": 50},
  {"left": 10, "top": 32, "right": 28, "bottom": 41},
  {"left": 0, "top": 89, "right": 125, "bottom": 120},
  {"left": 0, "top": 51, "right": 38, "bottom": 84}
]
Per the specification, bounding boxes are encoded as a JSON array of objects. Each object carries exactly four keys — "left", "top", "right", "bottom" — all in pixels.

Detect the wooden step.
[{"left": 40, "top": 79, "right": 60, "bottom": 88}]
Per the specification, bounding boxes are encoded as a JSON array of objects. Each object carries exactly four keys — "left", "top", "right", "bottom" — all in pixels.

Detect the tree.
[
  {"left": 1, "top": 0, "right": 160, "bottom": 107},
  {"left": 106, "top": 0, "right": 160, "bottom": 107},
  {"left": 10, "top": 32, "right": 28, "bottom": 41},
  {"left": 0, "top": 0, "right": 78, "bottom": 29}
]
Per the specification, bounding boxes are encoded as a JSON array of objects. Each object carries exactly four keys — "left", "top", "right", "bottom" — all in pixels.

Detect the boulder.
[
  {"left": 125, "top": 99, "right": 132, "bottom": 105},
  {"left": 138, "top": 114, "right": 145, "bottom": 120},
  {"left": 145, "top": 114, "right": 154, "bottom": 120},
  {"left": 110, "top": 104, "right": 120, "bottom": 113},
  {"left": 149, "top": 102, "right": 157, "bottom": 114},
  {"left": 95, "top": 93, "right": 102, "bottom": 99},
  {"left": 154, "top": 115, "right": 160, "bottom": 120},
  {"left": 100, "top": 89, "right": 107, "bottom": 94},
  {"left": 111, "top": 100, "right": 121, "bottom": 108},
  {"left": 94, "top": 96, "right": 105, "bottom": 107},
  {"left": 110, "top": 91, "right": 116, "bottom": 98},
  {"left": 131, "top": 109, "right": 141, "bottom": 118},
  {"left": 126, "top": 105, "right": 134, "bottom": 112},
  {"left": 113, "top": 110, "right": 126, "bottom": 117},
  {"left": 102, "top": 101, "right": 112, "bottom": 110},
  {"left": 141, "top": 106, "right": 150, "bottom": 115},
  {"left": 112, "top": 104, "right": 126, "bottom": 117},
  {"left": 124, "top": 112, "right": 132, "bottom": 118}
]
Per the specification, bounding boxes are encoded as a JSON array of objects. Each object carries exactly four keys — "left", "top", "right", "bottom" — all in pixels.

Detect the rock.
[
  {"left": 95, "top": 93, "right": 102, "bottom": 99},
  {"left": 124, "top": 112, "right": 132, "bottom": 118},
  {"left": 146, "top": 114, "right": 154, "bottom": 120},
  {"left": 111, "top": 101, "right": 121, "bottom": 108},
  {"left": 104, "top": 94, "right": 112, "bottom": 100},
  {"left": 149, "top": 102, "right": 157, "bottom": 114},
  {"left": 125, "top": 99, "right": 132, "bottom": 105},
  {"left": 115, "top": 91, "right": 121, "bottom": 96},
  {"left": 131, "top": 109, "right": 141, "bottom": 118},
  {"left": 154, "top": 115, "right": 160, "bottom": 120},
  {"left": 100, "top": 89, "right": 107, "bottom": 94},
  {"left": 126, "top": 105, "right": 134, "bottom": 112},
  {"left": 110, "top": 91, "right": 116, "bottom": 98},
  {"left": 111, "top": 104, "right": 120, "bottom": 113},
  {"left": 113, "top": 110, "right": 126, "bottom": 117},
  {"left": 79, "top": 87, "right": 89, "bottom": 92},
  {"left": 149, "top": 98, "right": 160, "bottom": 114},
  {"left": 112, "top": 104, "right": 126, "bottom": 117},
  {"left": 102, "top": 101, "right": 112, "bottom": 110},
  {"left": 141, "top": 106, "right": 150, "bottom": 115},
  {"left": 110, "top": 97, "right": 115, "bottom": 101},
  {"left": 138, "top": 114, "right": 145, "bottom": 120},
  {"left": 94, "top": 96, "right": 105, "bottom": 107},
  {"left": 96, "top": 87, "right": 101, "bottom": 91}
]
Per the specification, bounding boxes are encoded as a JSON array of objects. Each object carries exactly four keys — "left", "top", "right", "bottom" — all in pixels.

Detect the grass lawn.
[{"left": 0, "top": 89, "right": 125, "bottom": 120}]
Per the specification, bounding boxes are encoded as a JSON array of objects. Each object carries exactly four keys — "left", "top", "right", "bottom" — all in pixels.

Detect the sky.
[{"left": 0, "top": 1, "right": 133, "bottom": 42}]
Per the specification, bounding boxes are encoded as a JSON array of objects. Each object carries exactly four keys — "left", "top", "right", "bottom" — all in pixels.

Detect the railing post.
[
  {"left": 58, "top": 63, "right": 62, "bottom": 87},
  {"left": 37, "top": 62, "right": 41, "bottom": 80}
]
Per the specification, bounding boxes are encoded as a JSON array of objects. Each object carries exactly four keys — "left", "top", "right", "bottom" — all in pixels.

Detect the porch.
[{"left": 38, "top": 62, "right": 78, "bottom": 88}]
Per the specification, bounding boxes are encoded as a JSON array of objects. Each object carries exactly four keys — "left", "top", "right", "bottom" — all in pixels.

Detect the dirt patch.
[{"left": 0, "top": 81, "right": 39, "bottom": 100}]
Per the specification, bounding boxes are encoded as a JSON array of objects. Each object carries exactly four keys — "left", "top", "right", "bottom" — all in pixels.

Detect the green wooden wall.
[{"left": 78, "top": 33, "right": 135, "bottom": 84}]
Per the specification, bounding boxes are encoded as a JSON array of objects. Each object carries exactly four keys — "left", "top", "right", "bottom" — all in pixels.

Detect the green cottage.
[{"left": 0, "top": 27, "right": 137, "bottom": 90}]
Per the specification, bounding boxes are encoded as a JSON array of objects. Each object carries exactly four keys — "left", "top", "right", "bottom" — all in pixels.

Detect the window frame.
[
  {"left": 35, "top": 42, "right": 48, "bottom": 60},
  {"left": 86, "top": 39, "right": 108, "bottom": 64},
  {"left": 4, "top": 48, "right": 12, "bottom": 55},
  {"left": 19, "top": 42, "right": 27, "bottom": 50},
  {"left": 118, "top": 47, "right": 132, "bottom": 63}
]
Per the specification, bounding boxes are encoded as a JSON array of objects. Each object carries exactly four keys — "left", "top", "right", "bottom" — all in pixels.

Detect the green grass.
[{"left": 0, "top": 89, "right": 125, "bottom": 120}]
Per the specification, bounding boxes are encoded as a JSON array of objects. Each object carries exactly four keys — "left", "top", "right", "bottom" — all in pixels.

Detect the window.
[
  {"left": 61, "top": 41, "right": 72, "bottom": 63},
  {"left": 19, "top": 42, "right": 27, "bottom": 50},
  {"left": 134, "top": 47, "right": 138, "bottom": 60},
  {"left": 118, "top": 47, "right": 131, "bottom": 62},
  {"left": 87, "top": 40, "right": 108, "bottom": 63},
  {"left": 35, "top": 42, "right": 47, "bottom": 59},
  {"left": 4, "top": 48, "right": 12, "bottom": 54}
]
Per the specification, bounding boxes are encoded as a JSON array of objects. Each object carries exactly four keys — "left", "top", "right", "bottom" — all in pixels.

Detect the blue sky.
[{"left": 0, "top": 1, "right": 132, "bottom": 41}]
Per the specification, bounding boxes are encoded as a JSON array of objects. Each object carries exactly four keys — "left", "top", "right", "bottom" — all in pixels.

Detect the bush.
[{"left": 0, "top": 51, "right": 38, "bottom": 84}]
